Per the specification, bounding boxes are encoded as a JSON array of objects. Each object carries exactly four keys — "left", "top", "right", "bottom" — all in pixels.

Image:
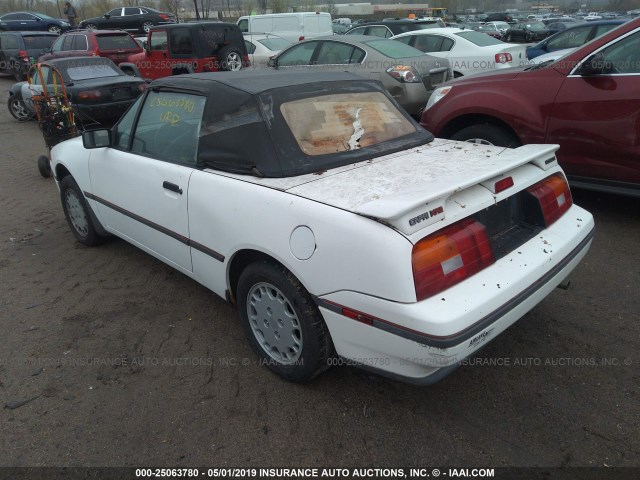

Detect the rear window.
[
  {"left": 258, "top": 37, "right": 291, "bottom": 51},
  {"left": 280, "top": 92, "right": 416, "bottom": 156},
  {"left": 23, "top": 35, "right": 57, "bottom": 49},
  {"left": 364, "top": 39, "right": 425, "bottom": 58},
  {"left": 66, "top": 64, "right": 121, "bottom": 81},
  {"left": 414, "top": 20, "right": 446, "bottom": 29},
  {"left": 96, "top": 34, "right": 139, "bottom": 50},
  {"left": 455, "top": 31, "right": 503, "bottom": 46}
]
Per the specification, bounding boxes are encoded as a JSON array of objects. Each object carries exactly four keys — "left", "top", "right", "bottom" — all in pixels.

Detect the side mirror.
[
  {"left": 104, "top": 14, "right": 111, "bottom": 19},
  {"left": 82, "top": 129, "right": 111, "bottom": 149}
]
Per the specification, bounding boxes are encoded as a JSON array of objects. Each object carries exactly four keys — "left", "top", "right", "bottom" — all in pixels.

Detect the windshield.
[
  {"left": 455, "top": 31, "right": 503, "bottom": 46},
  {"left": 280, "top": 92, "right": 417, "bottom": 156},
  {"left": 364, "top": 39, "right": 424, "bottom": 58}
]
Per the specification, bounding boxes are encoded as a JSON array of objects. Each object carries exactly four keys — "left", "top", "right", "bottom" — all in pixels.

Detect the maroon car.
[
  {"left": 420, "top": 17, "right": 640, "bottom": 197},
  {"left": 39, "top": 29, "right": 142, "bottom": 65}
]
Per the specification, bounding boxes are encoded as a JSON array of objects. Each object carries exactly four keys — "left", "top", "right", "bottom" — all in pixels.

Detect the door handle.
[{"left": 163, "top": 181, "right": 182, "bottom": 195}]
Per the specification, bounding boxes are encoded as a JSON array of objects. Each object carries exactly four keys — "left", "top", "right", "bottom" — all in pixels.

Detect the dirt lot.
[{"left": 0, "top": 75, "right": 638, "bottom": 470}]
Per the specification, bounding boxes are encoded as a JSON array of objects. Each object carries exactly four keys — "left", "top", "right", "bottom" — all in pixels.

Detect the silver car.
[{"left": 267, "top": 35, "right": 451, "bottom": 116}]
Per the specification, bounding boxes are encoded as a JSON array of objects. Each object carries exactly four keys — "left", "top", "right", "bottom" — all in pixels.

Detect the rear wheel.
[
  {"left": 450, "top": 124, "right": 521, "bottom": 148},
  {"left": 236, "top": 260, "right": 333, "bottom": 382},
  {"left": 60, "top": 176, "right": 106, "bottom": 246},
  {"left": 219, "top": 46, "right": 243, "bottom": 71}
]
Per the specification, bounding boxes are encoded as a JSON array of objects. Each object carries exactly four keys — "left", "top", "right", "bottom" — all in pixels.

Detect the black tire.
[
  {"left": 450, "top": 124, "right": 521, "bottom": 148},
  {"left": 236, "top": 260, "right": 333, "bottom": 382},
  {"left": 7, "top": 95, "right": 34, "bottom": 121},
  {"left": 219, "top": 46, "right": 243, "bottom": 71},
  {"left": 59, "top": 176, "right": 105, "bottom": 246},
  {"left": 37, "top": 155, "right": 51, "bottom": 178},
  {"left": 85, "top": 23, "right": 98, "bottom": 30},
  {"left": 141, "top": 21, "right": 154, "bottom": 33},
  {"left": 48, "top": 25, "right": 62, "bottom": 34}
]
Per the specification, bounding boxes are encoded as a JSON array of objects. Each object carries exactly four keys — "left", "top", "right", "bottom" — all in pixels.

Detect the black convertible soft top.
[{"left": 150, "top": 71, "right": 434, "bottom": 177}]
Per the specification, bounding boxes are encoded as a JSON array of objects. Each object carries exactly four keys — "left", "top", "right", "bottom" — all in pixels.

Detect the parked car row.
[{"left": 420, "top": 17, "right": 640, "bottom": 197}]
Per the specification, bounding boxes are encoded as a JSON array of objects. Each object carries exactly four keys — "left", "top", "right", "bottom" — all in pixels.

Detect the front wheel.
[
  {"left": 48, "top": 25, "right": 61, "bottom": 34},
  {"left": 141, "top": 21, "right": 154, "bottom": 33},
  {"left": 84, "top": 23, "right": 98, "bottom": 30},
  {"left": 236, "top": 261, "right": 333, "bottom": 382},
  {"left": 60, "top": 176, "right": 106, "bottom": 246},
  {"left": 450, "top": 124, "right": 521, "bottom": 148},
  {"left": 7, "top": 95, "right": 34, "bottom": 121},
  {"left": 219, "top": 46, "right": 243, "bottom": 71}
]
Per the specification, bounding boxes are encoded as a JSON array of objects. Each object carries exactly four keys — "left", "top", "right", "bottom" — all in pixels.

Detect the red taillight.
[
  {"left": 77, "top": 90, "right": 102, "bottom": 100},
  {"left": 494, "top": 176, "right": 514, "bottom": 193},
  {"left": 159, "top": 14, "right": 170, "bottom": 20},
  {"left": 495, "top": 52, "right": 513, "bottom": 64},
  {"left": 18, "top": 49, "right": 29, "bottom": 61},
  {"left": 526, "top": 174, "right": 572, "bottom": 226},
  {"left": 412, "top": 219, "right": 495, "bottom": 301}
]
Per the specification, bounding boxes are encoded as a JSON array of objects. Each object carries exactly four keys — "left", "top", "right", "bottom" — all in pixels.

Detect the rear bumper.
[{"left": 317, "top": 205, "right": 594, "bottom": 384}]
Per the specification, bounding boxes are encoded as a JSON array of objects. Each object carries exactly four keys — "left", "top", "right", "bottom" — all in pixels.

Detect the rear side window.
[
  {"left": 237, "top": 19, "right": 248, "bottom": 32},
  {"left": 61, "top": 35, "right": 74, "bottom": 50},
  {"left": 170, "top": 28, "right": 193, "bottom": 55},
  {"left": 97, "top": 34, "right": 139, "bottom": 50},
  {"left": 70, "top": 35, "right": 88, "bottom": 51}
]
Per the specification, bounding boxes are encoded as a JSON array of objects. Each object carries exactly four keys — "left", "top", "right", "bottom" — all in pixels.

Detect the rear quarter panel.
[{"left": 187, "top": 170, "right": 417, "bottom": 303}]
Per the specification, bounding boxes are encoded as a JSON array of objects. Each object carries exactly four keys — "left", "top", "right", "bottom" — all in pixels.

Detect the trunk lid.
[{"left": 216, "top": 139, "right": 560, "bottom": 235}]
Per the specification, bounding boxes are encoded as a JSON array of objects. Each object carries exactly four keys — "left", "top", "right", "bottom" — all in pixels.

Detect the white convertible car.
[{"left": 50, "top": 71, "right": 594, "bottom": 384}]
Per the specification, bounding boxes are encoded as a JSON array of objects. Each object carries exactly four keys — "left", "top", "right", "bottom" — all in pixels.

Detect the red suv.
[
  {"left": 420, "top": 17, "right": 640, "bottom": 197},
  {"left": 38, "top": 29, "right": 142, "bottom": 65}
]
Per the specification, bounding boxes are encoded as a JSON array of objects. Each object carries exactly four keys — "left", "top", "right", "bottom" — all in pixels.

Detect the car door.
[
  {"left": 104, "top": 8, "right": 125, "bottom": 29},
  {"left": 313, "top": 40, "right": 365, "bottom": 72},
  {"left": 546, "top": 30, "right": 640, "bottom": 185},
  {"left": 138, "top": 29, "right": 170, "bottom": 78},
  {"left": 123, "top": 7, "right": 143, "bottom": 30},
  {"left": 88, "top": 90, "right": 207, "bottom": 273}
]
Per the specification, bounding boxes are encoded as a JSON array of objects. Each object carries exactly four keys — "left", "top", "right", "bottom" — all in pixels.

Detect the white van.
[{"left": 237, "top": 12, "right": 333, "bottom": 42}]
